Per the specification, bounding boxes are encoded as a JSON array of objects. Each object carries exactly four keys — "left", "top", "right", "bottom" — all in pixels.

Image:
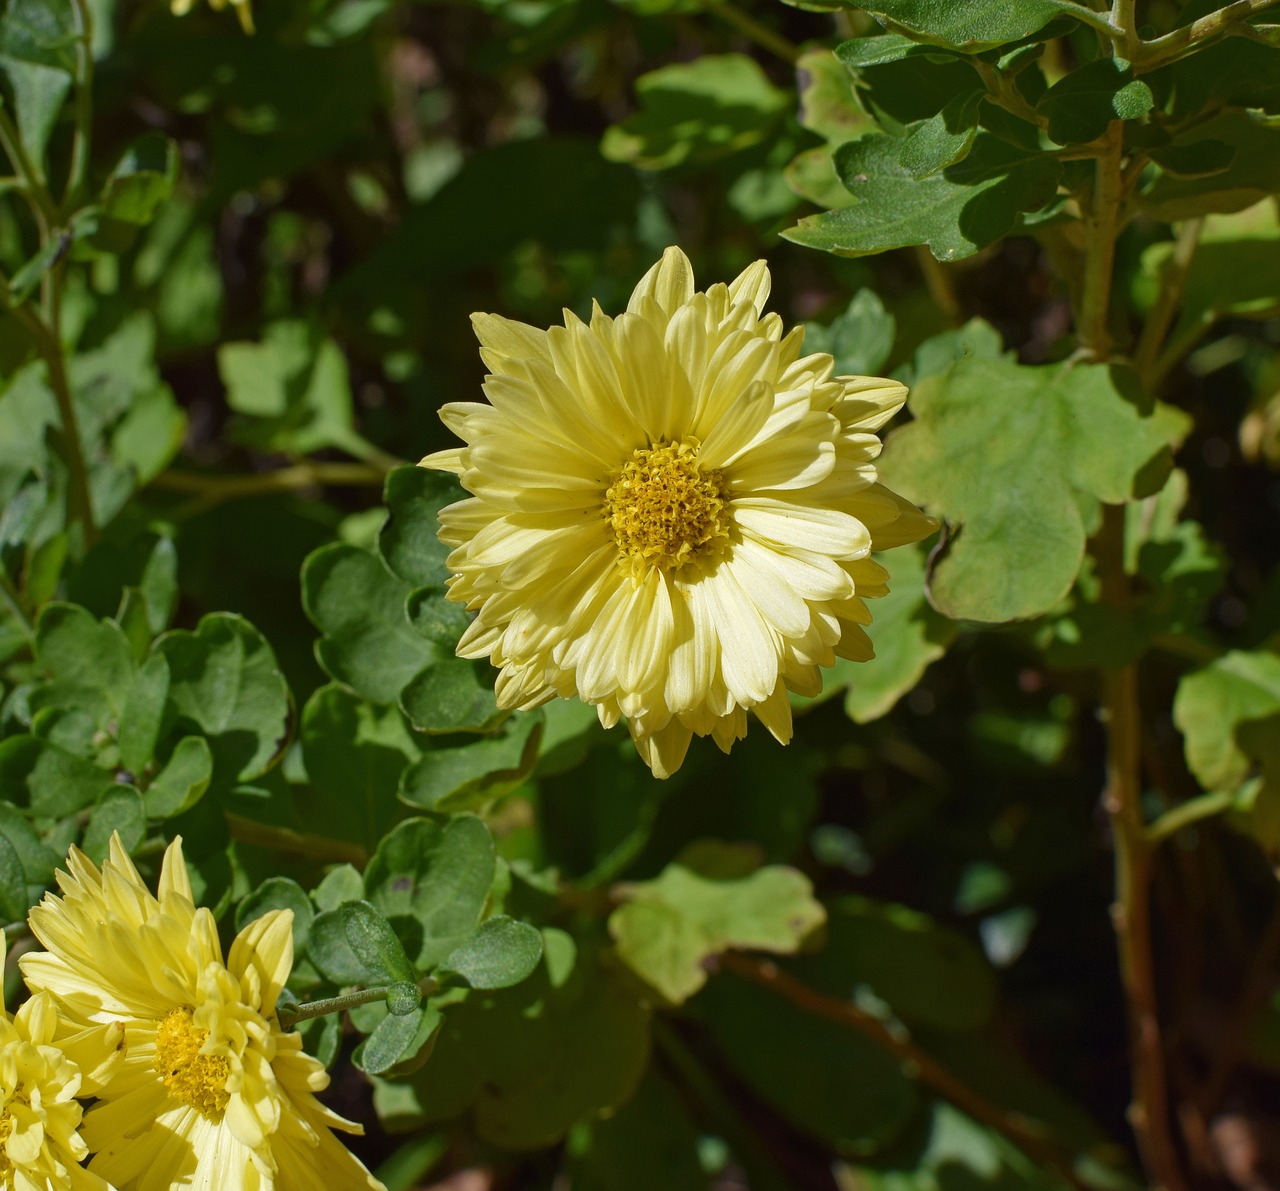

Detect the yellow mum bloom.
[
  {"left": 0, "top": 940, "right": 123, "bottom": 1191},
  {"left": 169, "top": 0, "right": 254, "bottom": 33},
  {"left": 20, "top": 837, "right": 384, "bottom": 1191},
  {"left": 422, "top": 247, "right": 937, "bottom": 778}
]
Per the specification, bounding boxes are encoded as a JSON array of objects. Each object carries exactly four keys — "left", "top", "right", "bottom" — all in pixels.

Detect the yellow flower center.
[
  {"left": 604, "top": 439, "right": 731, "bottom": 576},
  {"left": 154, "top": 1008, "right": 230, "bottom": 1118},
  {"left": 0, "top": 1103, "right": 12, "bottom": 1173}
]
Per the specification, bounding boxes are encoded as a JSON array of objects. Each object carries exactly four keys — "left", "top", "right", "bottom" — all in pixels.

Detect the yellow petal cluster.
[
  {"left": 20, "top": 837, "right": 384, "bottom": 1191},
  {"left": 0, "top": 940, "right": 123, "bottom": 1191},
  {"left": 422, "top": 247, "right": 937, "bottom": 778},
  {"left": 168, "top": 0, "right": 254, "bottom": 33}
]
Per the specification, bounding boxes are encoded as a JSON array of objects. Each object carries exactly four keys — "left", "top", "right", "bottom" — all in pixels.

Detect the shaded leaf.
[
  {"left": 156, "top": 614, "right": 291, "bottom": 790},
  {"left": 879, "top": 358, "right": 1190, "bottom": 621},
  {"left": 601, "top": 55, "right": 789, "bottom": 170},
  {"left": 786, "top": 133, "right": 1061, "bottom": 262},
  {"left": 363, "top": 816, "right": 495, "bottom": 971},
  {"left": 439, "top": 916, "right": 543, "bottom": 990},
  {"left": 609, "top": 841, "right": 826, "bottom": 1004}
]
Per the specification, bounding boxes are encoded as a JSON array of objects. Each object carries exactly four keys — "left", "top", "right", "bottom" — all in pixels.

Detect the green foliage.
[
  {"left": 880, "top": 360, "right": 1188, "bottom": 622},
  {"left": 609, "top": 841, "right": 826, "bottom": 1003},
  {"left": 0, "top": 0, "right": 1278, "bottom": 1186},
  {"left": 787, "top": 133, "right": 1062, "bottom": 262}
]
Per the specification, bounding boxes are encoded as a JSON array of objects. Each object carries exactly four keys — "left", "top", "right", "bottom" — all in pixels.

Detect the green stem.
[
  {"left": 915, "top": 246, "right": 961, "bottom": 323},
  {"left": 10, "top": 300, "right": 97, "bottom": 547},
  {"left": 700, "top": 0, "right": 801, "bottom": 63},
  {"left": 1134, "top": 0, "right": 1280, "bottom": 71},
  {"left": 65, "top": 0, "right": 95, "bottom": 210},
  {"left": 1149, "top": 311, "right": 1217, "bottom": 392},
  {"left": 1058, "top": 1, "right": 1124, "bottom": 39},
  {"left": 1133, "top": 218, "right": 1204, "bottom": 387},
  {"left": 1112, "top": 0, "right": 1138, "bottom": 58},
  {"left": 224, "top": 814, "right": 368, "bottom": 866},
  {"left": 0, "top": 573, "right": 33, "bottom": 638},
  {"left": 1146, "top": 790, "right": 1235, "bottom": 845},
  {"left": 1077, "top": 123, "right": 1125, "bottom": 360},
  {"left": 277, "top": 986, "right": 391, "bottom": 1029}
]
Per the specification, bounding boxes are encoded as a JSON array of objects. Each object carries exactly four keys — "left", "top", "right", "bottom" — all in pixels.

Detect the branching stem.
[
  {"left": 719, "top": 954, "right": 1093, "bottom": 1191},
  {"left": 1134, "top": 0, "right": 1280, "bottom": 71}
]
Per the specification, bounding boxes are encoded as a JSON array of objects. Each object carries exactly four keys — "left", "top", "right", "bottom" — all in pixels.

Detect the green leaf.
[
  {"left": 1036, "top": 58, "right": 1153, "bottom": 146},
  {"left": 899, "top": 89, "right": 984, "bottom": 177},
  {"left": 374, "top": 936, "right": 650, "bottom": 1149},
  {"left": 786, "top": 133, "right": 1061, "bottom": 262},
  {"left": 117, "top": 652, "right": 170, "bottom": 778},
  {"left": 696, "top": 971, "right": 918, "bottom": 1151},
  {"left": 0, "top": 0, "right": 75, "bottom": 168},
  {"left": 568, "top": 1070, "right": 706, "bottom": 1191},
  {"left": 0, "top": 834, "right": 29, "bottom": 923},
  {"left": 385, "top": 981, "right": 421, "bottom": 1016},
  {"left": 298, "top": 684, "right": 419, "bottom": 849},
  {"left": 309, "top": 906, "right": 378, "bottom": 985},
  {"left": 796, "top": 46, "right": 877, "bottom": 145},
  {"left": 439, "top": 916, "right": 544, "bottom": 990},
  {"left": 1154, "top": 34, "right": 1280, "bottom": 120},
  {"left": 302, "top": 543, "right": 445, "bottom": 705},
  {"left": 363, "top": 816, "right": 495, "bottom": 971},
  {"left": 29, "top": 603, "right": 136, "bottom": 730},
  {"left": 803, "top": 289, "right": 896, "bottom": 378},
  {"left": 793, "top": 896, "right": 995, "bottom": 1031},
  {"left": 814, "top": 539, "right": 956, "bottom": 723},
  {"left": 1135, "top": 203, "right": 1280, "bottom": 344},
  {"left": 837, "top": 32, "right": 947, "bottom": 68},
  {"left": 236, "top": 876, "right": 313, "bottom": 958},
  {"left": 0, "top": 736, "right": 112, "bottom": 816},
  {"left": 0, "top": 0, "right": 76, "bottom": 71},
  {"left": 100, "top": 132, "right": 179, "bottom": 225},
  {"left": 145, "top": 735, "right": 213, "bottom": 819},
  {"left": 1141, "top": 111, "right": 1280, "bottom": 222},
  {"left": 837, "top": 0, "right": 1089, "bottom": 52},
  {"left": 0, "top": 805, "right": 58, "bottom": 894},
  {"left": 399, "top": 710, "right": 543, "bottom": 813},
  {"left": 878, "top": 358, "right": 1190, "bottom": 622},
  {"left": 354, "top": 1004, "right": 442, "bottom": 1076},
  {"left": 82, "top": 785, "right": 145, "bottom": 863},
  {"left": 609, "top": 842, "right": 826, "bottom": 1004},
  {"left": 217, "top": 322, "right": 357, "bottom": 457},
  {"left": 1174, "top": 650, "right": 1280, "bottom": 796},
  {"left": 9, "top": 235, "right": 68, "bottom": 305},
  {"left": 341, "top": 899, "right": 418, "bottom": 984},
  {"left": 1039, "top": 470, "right": 1225, "bottom": 669},
  {"left": 600, "top": 54, "right": 789, "bottom": 170},
  {"left": 156, "top": 614, "right": 292, "bottom": 790},
  {"left": 378, "top": 467, "right": 464, "bottom": 591},
  {"left": 399, "top": 659, "right": 502, "bottom": 735}
]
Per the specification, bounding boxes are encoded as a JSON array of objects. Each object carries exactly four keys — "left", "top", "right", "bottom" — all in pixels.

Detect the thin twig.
[
  {"left": 149, "top": 460, "right": 387, "bottom": 518},
  {"left": 1147, "top": 791, "right": 1235, "bottom": 846},
  {"left": 701, "top": 0, "right": 801, "bottom": 63},
  {"left": 1134, "top": 0, "right": 1280, "bottom": 71},
  {"left": 718, "top": 954, "right": 1095, "bottom": 1191},
  {"left": 65, "top": 0, "right": 95, "bottom": 210},
  {"left": 1133, "top": 219, "right": 1204, "bottom": 387},
  {"left": 224, "top": 814, "right": 368, "bottom": 866}
]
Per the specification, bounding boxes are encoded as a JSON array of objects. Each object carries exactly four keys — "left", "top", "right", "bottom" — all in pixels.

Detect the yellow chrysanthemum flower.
[
  {"left": 422, "top": 247, "right": 937, "bottom": 778},
  {"left": 20, "top": 837, "right": 384, "bottom": 1191},
  {"left": 169, "top": 0, "right": 254, "bottom": 34},
  {"left": 0, "top": 939, "right": 123, "bottom": 1191}
]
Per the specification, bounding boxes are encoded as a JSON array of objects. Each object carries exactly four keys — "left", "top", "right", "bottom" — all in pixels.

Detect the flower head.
[
  {"left": 20, "top": 837, "right": 384, "bottom": 1191},
  {"left": 169, "top": 0, "right": 254, "bottom": 34},
  {"left": 0, "top": 937, "right": 122, "bottom": 1191},
  {"left": 422, "top": 247, "right": 937, "bottom": 778}
]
